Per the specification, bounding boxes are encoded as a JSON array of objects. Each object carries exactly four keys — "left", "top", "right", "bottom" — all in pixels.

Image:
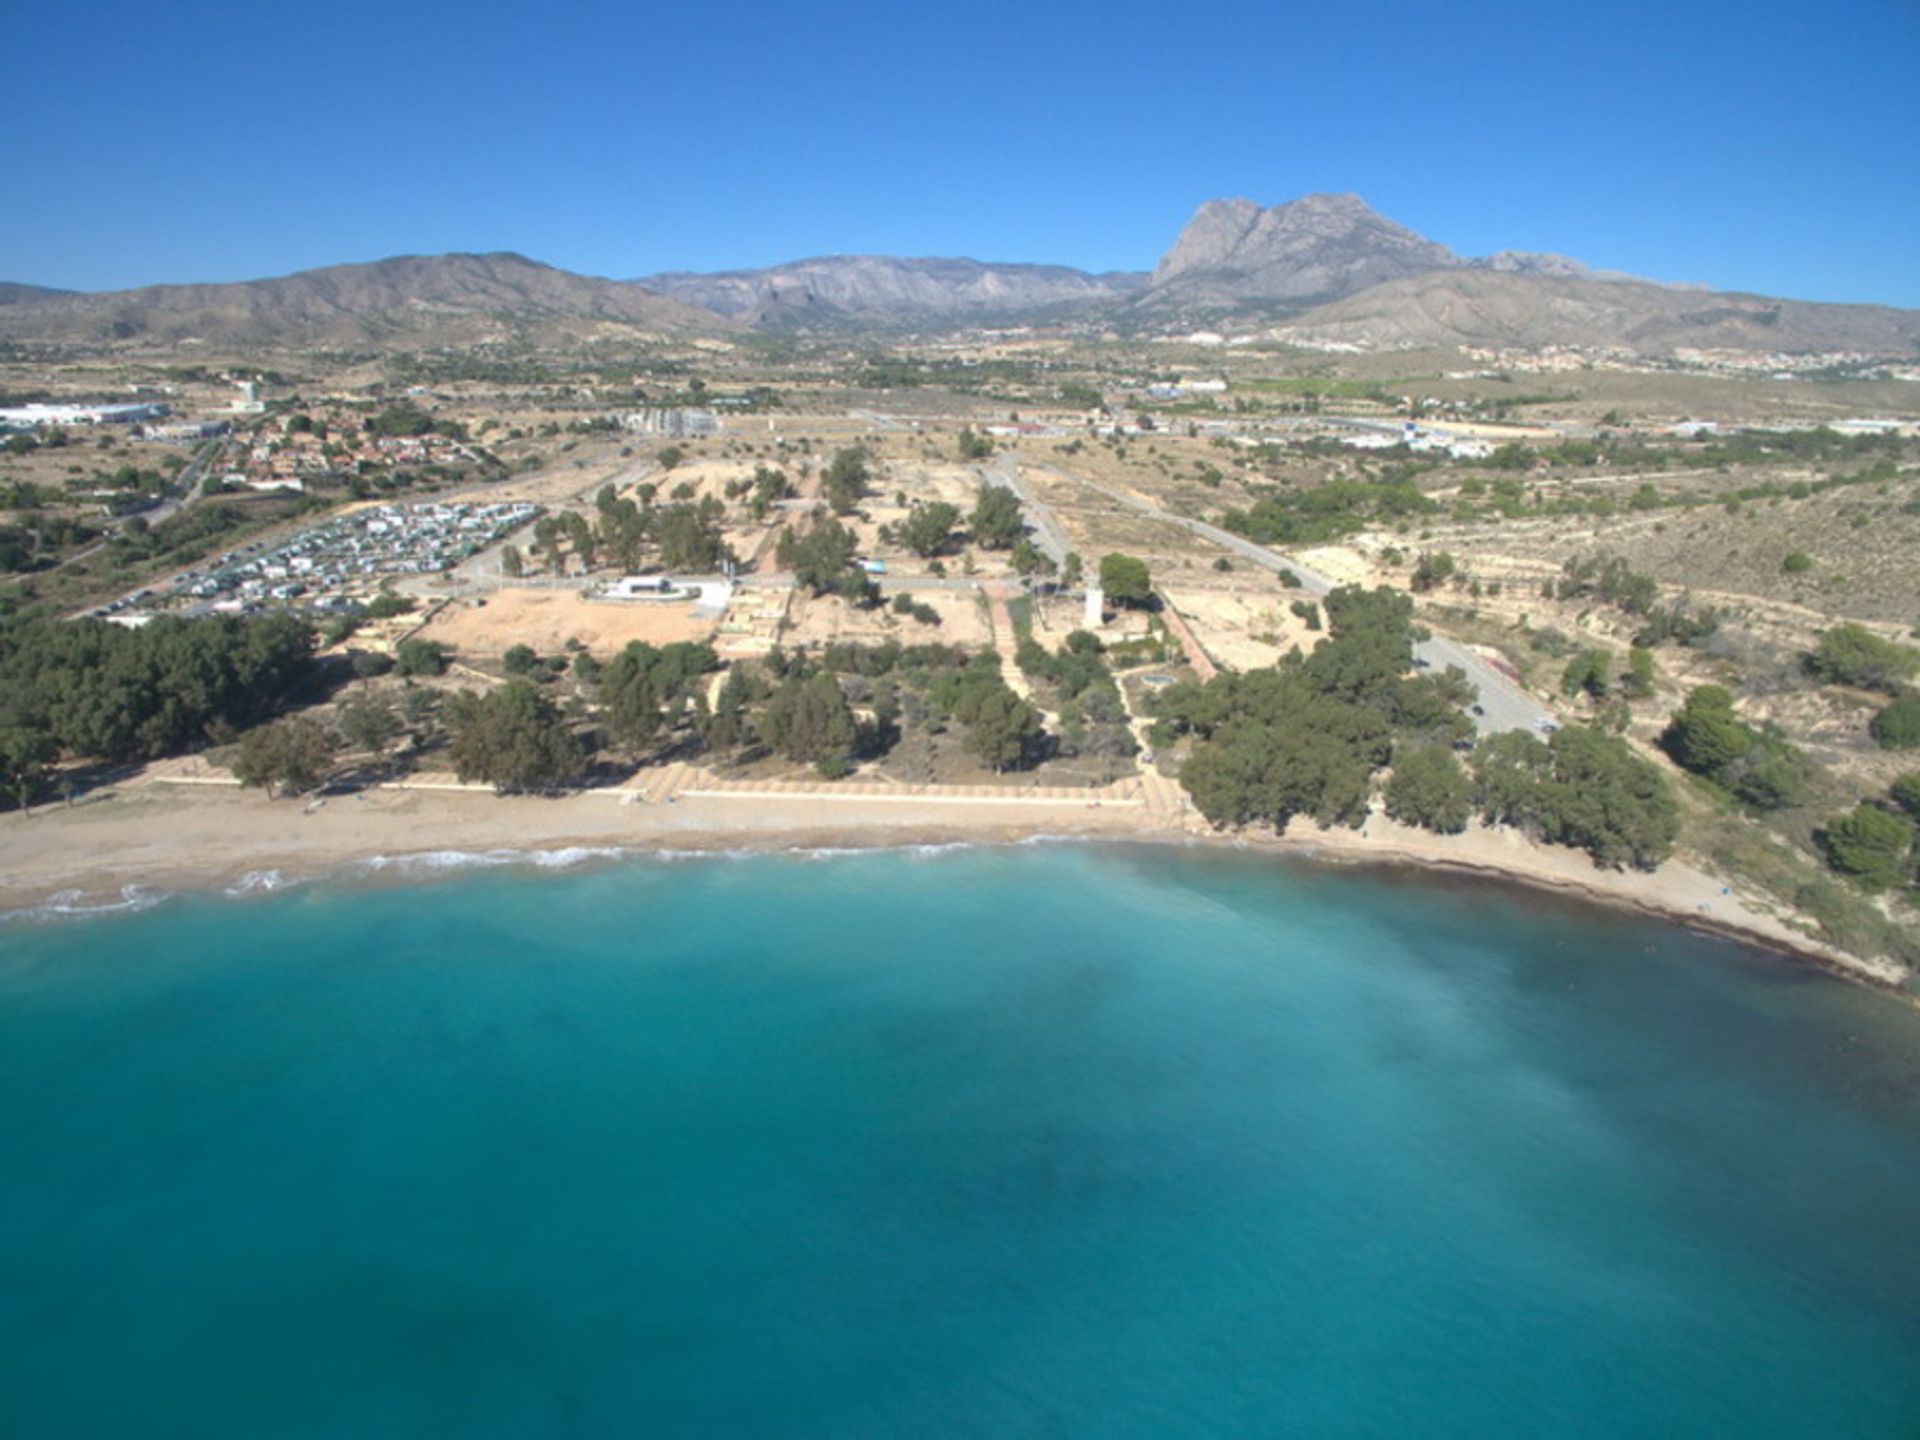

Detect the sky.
[{"left": 3, "top": 0, "right": 1917, "bottom": 306}]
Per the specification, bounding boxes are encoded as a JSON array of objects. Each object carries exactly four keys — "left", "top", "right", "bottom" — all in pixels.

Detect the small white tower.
[{"left": 1084, "top": 584, "right": 1104, "bottom": 630}]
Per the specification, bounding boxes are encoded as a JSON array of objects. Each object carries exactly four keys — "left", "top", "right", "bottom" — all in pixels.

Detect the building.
[{"left": 0, "top": 401, "right": 171, "bottom": 429}]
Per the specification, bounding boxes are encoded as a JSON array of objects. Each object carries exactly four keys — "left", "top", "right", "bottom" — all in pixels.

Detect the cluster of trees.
[
  {"left": 1153, "top": 584, "right": 1677, "bottom": 869},
  {"left": 1221, "top": 478, "right": 1437, "bottom": 547},
  {"left": 1661, "top": 685, "right": 1811, "bottom": 811},
  {"left": 596, "top": 640, "right": 719, "bottom": 755},
  {"left": 1154, "top": 587, "right": 1466, "bottom": 832},
  {"left": 970, "top": 487, "right": 1024, "bottom": 550},
  {"left": 1016, "top": 629, "right": 1135, "bottom": 773},
  {"left": 1470, "top": 727, "right": 1678, "bottom": 870},
  {"left": 0, "top": 614, "right": 316, "bottom": 773},
  {"left": 447, "top": 681, "right": 584, "bottom": 793},
  {"left": 956, "top": 428, "right": 993, "bottom": 461}
]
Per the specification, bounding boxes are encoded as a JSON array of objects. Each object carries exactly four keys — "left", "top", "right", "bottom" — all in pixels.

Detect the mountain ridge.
[{"left": 3, "top": 199, "right": 1916, "bottom": 356}]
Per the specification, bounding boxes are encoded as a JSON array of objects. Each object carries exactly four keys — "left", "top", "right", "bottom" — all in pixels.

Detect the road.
[
  {"left": 1023, "top": 460, "right": 1556, "bottom": 737},
  {"left": 977, "top": 453, "right": 1071, "bottom": 568}
]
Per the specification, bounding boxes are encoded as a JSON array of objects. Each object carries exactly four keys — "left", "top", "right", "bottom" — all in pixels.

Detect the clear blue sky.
[{"left": 4, "top": 0, "right": 1917, "bottom": 306}]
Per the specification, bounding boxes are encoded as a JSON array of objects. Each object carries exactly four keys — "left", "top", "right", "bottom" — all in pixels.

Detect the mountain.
[
  {"left": 1273, "top": 268, "right": 1920, "bottom": 355},
  {"left": 636, "top": 255, "right": 1146, "bottom": 326},
  {"left": 0, "top": 282, "right": 73, "bottom": 306},
  {"left": 0, "top": 253, "right": 726, "bottom": 350},
  {"left": 1142, "top": 193, "right": 1461, "bottom": 309}
]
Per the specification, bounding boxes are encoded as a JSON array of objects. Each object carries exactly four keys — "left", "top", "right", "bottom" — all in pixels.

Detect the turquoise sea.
[{"left": 2, "top": 843, "right": 1918, "bottom": 1438}]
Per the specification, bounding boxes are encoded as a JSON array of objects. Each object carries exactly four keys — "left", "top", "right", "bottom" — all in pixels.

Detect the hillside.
[
  {"left": 637, "top": 254, "right": 1146, "bottom": 326},
  {"left": 0, "top": 253, "right": 727, "bottom": 350},
  {"left": 1274, "top": 269, "right": 1920, "bottom": 355}
]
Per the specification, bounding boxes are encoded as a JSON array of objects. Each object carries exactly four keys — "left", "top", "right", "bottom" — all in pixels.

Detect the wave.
[{"left": 0, "top": 884, "right": 172, "bottom": 927}]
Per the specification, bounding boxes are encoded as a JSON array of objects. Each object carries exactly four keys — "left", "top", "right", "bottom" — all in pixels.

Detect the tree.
[
  {"left": 1098, "top": 553, "right": 1152, "bottom": 607},
  {"left": 1561, "top": 649, "right": 1614, "bottom": 700},
  {"left": 900, "top": 501, "right": 960, "bottom": 558},
  {"left": 1410, "top": 551, "right": 1456, "bottom": 592},
  {"left": 0, "top": 724, "right": 56, "bottom": 813},
  {"left": 1621, "top": 646, "right": 1657, "bottom": 700},
  {"left": 656, "top": 502, "right": 730, "bottom": 572},
  {"left": 1820, "top": 804, "right": 1915, "bottom": 891},
  {"left": 395, "top": 637, "right": 451, "bottom": 678},
  {"left": 657, "top": 445, "right": 684, "bottom": 470},
  {"left": 970, "top": 486, "right": 1024, "bottom": 549},
  {"left": 1009, "top": 538, "right": 1055, "bottom": 577},
  {"left": 1385, "top": 744, "right": 1472, "bottom": 833},
  {"left": 446, "top": 681, "right": 585, "bottom": 793},
  {"left": 1061, "top": 552, "right": 1084, "bottom": 589},
  {"left": 1869, "top": 695, "right": 1920, "bottom": 750},
  {"left": 1663, "top": 686, "right": 1754, "bottom": 775},
  {"left": 501, "top": 543, "right": 524, "bottom": 578},
  {"left": 960, "top": 685, "right": 1042, "bottom": 772},
  {"left": 822, "top": 447, "right": 870, "bottom": 515},
  {"left": 336, "top": 694, "right": 400, "bottom": 756},
  {"left": 1807, "top": 624, "right": 1920, "bottom": 694},
  {"left": 503, "top": 644, "right": 539, "bottom": 677},
  {"left": 232, "top": 717, "right": 337, "bottom": 798},
  {"left": 760, "top": 673, "right": 859, "bottom": 775},
  {"left": 778, "top": 516, "right": 861, "bottom": 595},
  {"left": 956, "top": 427, "right": 993, "bottom": 461},
  {"left": 1890, "top": 773, "right": 1920, "bottom": 818},
  {"left": 599, "top": 643, "right": 664, "bottom": 753}
]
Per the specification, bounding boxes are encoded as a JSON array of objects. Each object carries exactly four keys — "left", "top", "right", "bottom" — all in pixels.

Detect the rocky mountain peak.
[{"left": 1147, "top": 192, "right": 1460, "bottom": 306}]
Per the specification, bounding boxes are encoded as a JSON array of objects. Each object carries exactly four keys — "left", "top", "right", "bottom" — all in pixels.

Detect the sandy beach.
[{"left": 1, "top": 765, "right": 1903, "bottom": 994}]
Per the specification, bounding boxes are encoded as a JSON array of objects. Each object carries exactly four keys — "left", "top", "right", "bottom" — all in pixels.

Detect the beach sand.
[{"left": 0, "top": 769, "right": 1903, "bottom": 993}]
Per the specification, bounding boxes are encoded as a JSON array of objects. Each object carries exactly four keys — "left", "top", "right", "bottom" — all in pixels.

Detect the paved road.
[
  {"left": 977, "top": 453, "right": 1071, "bottom": 568},
  {"left": 1028, "top": 460, "right": 1556, "bottom": 738}
]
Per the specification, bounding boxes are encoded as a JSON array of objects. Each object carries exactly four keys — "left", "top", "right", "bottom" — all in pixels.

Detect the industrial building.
[{"left": 0, "top": 401, "right": 172, "bottom": 429}]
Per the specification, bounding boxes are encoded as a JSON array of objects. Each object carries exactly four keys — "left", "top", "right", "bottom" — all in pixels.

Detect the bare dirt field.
[
  {"left": 1162, "top": 586, "right": 1322, "bottom": 671},
  {"left": 417, "top": 587, "right": 718, "bottom": 657},
  {"left": 781, "top": 585, "right": 993, "bottom": 649}
]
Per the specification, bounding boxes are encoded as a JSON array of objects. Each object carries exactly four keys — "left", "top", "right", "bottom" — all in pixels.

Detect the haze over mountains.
[{"left": 4, "top": 194, "right": 1917, "bottom": 356}]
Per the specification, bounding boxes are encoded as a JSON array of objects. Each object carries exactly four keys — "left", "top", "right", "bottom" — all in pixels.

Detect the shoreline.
[{"left": 0, "top": 775, "right": 1906, "bottom": 997}]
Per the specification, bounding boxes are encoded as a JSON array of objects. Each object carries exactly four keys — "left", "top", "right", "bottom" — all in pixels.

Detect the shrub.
[
  {"left": 1869, "top": 695, "right": 1920, "bottom": 749},
  {"left": 1820, "top": 805, "right": 1915, "bottom": 891},
  {"left": 1782, "top": 551, "right": 1814, "bottom": 574}
]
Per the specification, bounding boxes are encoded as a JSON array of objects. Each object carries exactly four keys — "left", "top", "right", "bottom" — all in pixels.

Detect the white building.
[{"left": 0, "top": 401, "right": 170, "bottom": 428}]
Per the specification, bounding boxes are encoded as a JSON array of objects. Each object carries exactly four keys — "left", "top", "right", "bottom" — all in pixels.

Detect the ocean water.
[{"left": 2, "top": 844, "right": 1918, "bottom": 1438}]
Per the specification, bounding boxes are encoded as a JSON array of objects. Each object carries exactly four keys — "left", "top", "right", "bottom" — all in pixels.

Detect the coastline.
[{"left": 0, "top": 773, "right": 1906, "bottom": 995}]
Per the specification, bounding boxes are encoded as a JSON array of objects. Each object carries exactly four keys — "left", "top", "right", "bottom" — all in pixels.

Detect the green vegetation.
[
  {"left": 446, "top": 680, "right": 585, "bottom": 793},
  {"left": 395, "top": 637, "right": 451, "bottom": 677},
  {"left": 1385, "top": 744, "right": 1472, "bottom": 833},
  {"left": 899, "top": 501, "right": 960, "bottom": 558},
  {"left": 0, "top": 613, "right": 315, "bottom": 764},
  {"left": 1819, "top": 804, "right": 1915, "bottom": 891},
  {"left": 1156, "top": 587, "right": 1475, "bottom": 835},
  {"left": 1806, "top": 624, "right": 1920, "bottom": 694},
  {"left": 1869, "top": 695, "right": 1920, "bottom": 750},
  {"left": 1471, "top": 727, "right": 1678, "bottom": 870},
  {"left": 1221, "top": 477, "right": 1436, "bottom": 546},
  {"left": 1097, "top": 553, "right": 1152, "bottom": 607},
  {"left": 956, "top": 427, "right": 993, "bottom": 461},
  {"left": 232, "top": 716, "right": 338, "bottom": 798},
  {"left": 969, "top": 486, "right": 1024, "bottom": 550},
  {"left": 761, "top": 673, "right": 861, "bottom": 777},
  {"left": 822, "top": 447, "right": 871, "bottom": 515},
  {"left": 1661, "top": 685, "right": 1810, "bottom": 812},
  {"left": 779, "top": 516, "right": 868, "bottom": 600}
]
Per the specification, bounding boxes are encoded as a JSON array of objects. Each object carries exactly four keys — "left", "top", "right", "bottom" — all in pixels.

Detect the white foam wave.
[{"left": 0, "top": 884, "right": 171, "bottom": 926}]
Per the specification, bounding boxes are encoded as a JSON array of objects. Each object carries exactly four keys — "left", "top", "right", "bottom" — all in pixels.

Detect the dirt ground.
[
  {"left": 416, "top": 587, "right": 718, "bottom": 657},
  {"left": 1163, "top": 586, "right": 1321, "bottom": 671},
  {"left": 781, "top": 585, "right": 993, "bottom": 649}
]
